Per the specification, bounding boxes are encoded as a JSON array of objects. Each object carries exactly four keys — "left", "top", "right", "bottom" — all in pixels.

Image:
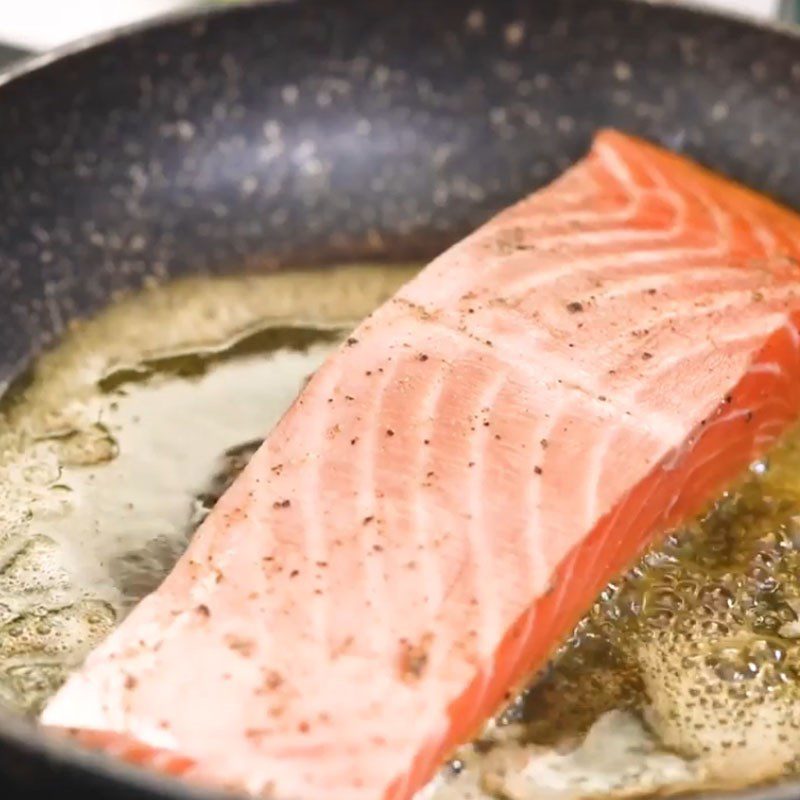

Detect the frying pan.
[{"left": 1, "top": 0, "right": 800, "bottom": 797}]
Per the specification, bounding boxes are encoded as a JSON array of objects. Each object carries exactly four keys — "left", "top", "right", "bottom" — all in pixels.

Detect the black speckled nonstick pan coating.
[{"left": 1, "top": 0, "right": 800, "bottom": 797}]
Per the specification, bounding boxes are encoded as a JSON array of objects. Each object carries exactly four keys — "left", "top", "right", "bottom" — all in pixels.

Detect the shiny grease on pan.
[{"left": 2, "top": 265, "right": 800, "bottom": 799}]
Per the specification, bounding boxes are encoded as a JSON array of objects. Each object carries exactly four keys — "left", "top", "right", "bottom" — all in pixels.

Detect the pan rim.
[
  {"left": 0, "top": 0, "right": 292, "bottom": 91},
  {"left": 1, "top": 1, "right": 800, "bottom": 799},
  {"left": 0, "top": 0, "right": 800, "bottom": 90}
]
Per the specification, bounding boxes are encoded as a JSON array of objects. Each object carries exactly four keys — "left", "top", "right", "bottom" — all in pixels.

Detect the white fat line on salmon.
[
  {"left": 602, "top": 447, "right": 672, "bottom": 573},
  {"left": 480, "top": 379, "right": 553, "bottom": 617},
  {"left": 410, "top": 358, "right": 458, "bottom": 623},
  {"left": 594, "top": 139, "right": 643, "bottom": 192},
  {"left": 785, "top": 316, "right": 800, "bottom": 349},
  {"left": 603, "top": 134, "right": 723, "bottom": 248},
  {"left": 490, "top": 281, "right": 794, "bottom": 366},
  {"left": 639, "top": 145, "right": 739, "bottom": 256},
  {"left": 638, "top": 315, "right": 787, "bottom": 391},
  {"left": 297, "top": 359, "right": 347, "bottom": 646},
  {"left": 466, "top": 373, "right": 508, "bottom": 664},
  {"left": 747, "top": 361, "right": 785, "bottom": 376},
  {"left": 614, "top": 132, "right": 695, "bottom": 207},
  {"left": 577, "top": 266, "right": 753, "bottom": 303},
  {"left": 486, "top": 195, "right": 642, "bottom": 240},
  {"left": 660, "top": 406, "right": 770, "bottom": 476},
  {"left": 367, "top": 350, "right": 449, "bottom": 646},
  {"left": 734, "top": 206, "right": 782, "bottom": 258},
  {"left": 562, "top": 393, "right": 664, "bottom": 533},
  {"left": 581, "top": 407, "right": 644, "bottom": 532},
  {"left": 502, "top": 242, "right": 727, "bottom": 300},
  {"left": 399, "top": 314, "right": 686, "bottom": 450},
  {"left": 399, "top": 163, "right": 653, "bottom": 306},
  {"left": 598, "top": 287, "right": 796, "bottom": 354},
  {"left": 339, "top": 354, "right": 402, "bottom": 658},
  {"left": 664, "top": 422, "right": 759, "bottom": 514},
  {"left": 629, "top": 136, "right": 791, "bottom": 265},
  {"left": 754, "top": 415, "right": 793, "bottom": 451},
  {"left": 658, "top": 377, "right": 794, "bottom": 476},
  {"left": 501, "top": 412, "right": 561, "bottom": 682},
  {"left": 499, "top": 177, "right": 733, "bottom": 299},
  {"left": 484, "top": 176, "right": 678, "bottom": 252},
  {"left": 503, "top": 221, "right": 705, "bottom": 254}
]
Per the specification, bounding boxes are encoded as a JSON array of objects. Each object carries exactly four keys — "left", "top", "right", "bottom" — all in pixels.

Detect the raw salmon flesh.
[{"left": 41, "top": 130, "right": 800, "bottom": 800}]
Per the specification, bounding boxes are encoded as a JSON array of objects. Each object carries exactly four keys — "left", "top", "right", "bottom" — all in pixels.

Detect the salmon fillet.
[{"left": 42, "top": 130, "right": 800, "bottom": 800}]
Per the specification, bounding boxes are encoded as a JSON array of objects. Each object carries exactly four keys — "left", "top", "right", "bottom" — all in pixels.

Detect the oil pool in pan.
[{"left": 2, "top": 265, "right": 800, "bottom": 800}]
